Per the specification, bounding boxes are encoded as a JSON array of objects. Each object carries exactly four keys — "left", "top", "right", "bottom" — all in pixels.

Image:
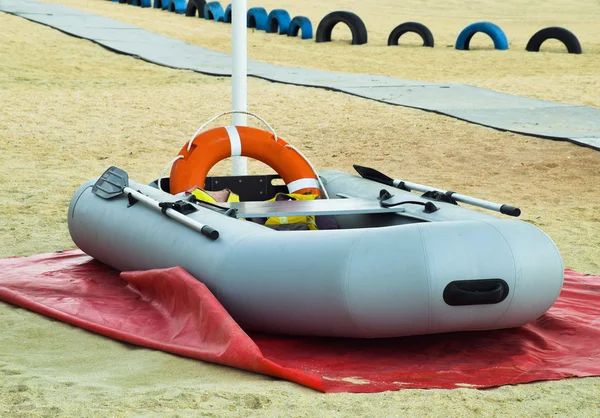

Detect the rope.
[
  {"left": 186, "top": 110, "right": 279, "bottom": 152},
  {"left": 157, "top": 155, "right": 183, "bottom": 192}
]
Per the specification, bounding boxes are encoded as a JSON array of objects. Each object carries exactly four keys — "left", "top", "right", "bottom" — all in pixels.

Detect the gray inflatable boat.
[{"left": 68, "top": 161, "right": 564, "bottom": 338}]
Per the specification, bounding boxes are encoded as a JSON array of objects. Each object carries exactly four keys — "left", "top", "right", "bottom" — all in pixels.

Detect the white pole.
[{"left": 231, "top": 0, "right": 248, "bottom": 175}]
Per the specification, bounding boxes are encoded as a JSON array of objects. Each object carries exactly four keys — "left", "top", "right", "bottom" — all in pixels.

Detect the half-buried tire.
[
  {"left": 455, "top": 22, "right": 508, "bottom": 50},
  {"left": 224, "top": 4, "right": 232, "bottom": 23},
  {"left": 316, "top": 11, "right": 368, "bottom": 45},
  {"left": 288, "top": 16, "right": 313, "bottom": 40},
  {"left": 267, "top": 9, "right": 291, "bottom": 35},
  {"left": 247, "top": 7, "right": 268, "bottom": 31},
  {"left": 168, "top": 0, "right": 186, "bottom": 14},
  {"left": 526, "top": 27, "right": 582, "bottom": 54},
  {"left": 204, "top": 1, "right": 225, "bottom": 22},
  {"left": 185, "top": 0, "right": 206, "bottom": 17},
  {"left": 388, "top": 22, "right": 434, "bottom": 47},
  {"left": 129, "top": 0, "right": 151, "bottom": 6}
]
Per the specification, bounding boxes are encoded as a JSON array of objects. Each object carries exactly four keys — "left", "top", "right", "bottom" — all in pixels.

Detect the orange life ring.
[{"left": 169, "top": 126, "right": 322, "bottom": 197}]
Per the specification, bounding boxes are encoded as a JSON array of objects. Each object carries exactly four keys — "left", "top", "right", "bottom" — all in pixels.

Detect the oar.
[
  {"left": 92, "top": 166, "right": 219, "bottom": 240},
  {"left": 353, "top": 165, "right": 521, "bottom": 217}
]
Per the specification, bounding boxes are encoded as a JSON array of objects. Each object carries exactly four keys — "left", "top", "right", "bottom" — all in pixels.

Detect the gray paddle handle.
[
  {"left": 124, "top": 187, "right": 219, "bottom": 240},
  {"left": 393, "top": 180, "right": 521, "bottom": 217}
]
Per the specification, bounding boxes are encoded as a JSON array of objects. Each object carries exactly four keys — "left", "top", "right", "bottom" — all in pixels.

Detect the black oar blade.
[
  {"left": 353, "top": 164, "right": 395, "bottom": 187},
  {"left": 92, "top": 166, "right": 129, "bottom": 199}
]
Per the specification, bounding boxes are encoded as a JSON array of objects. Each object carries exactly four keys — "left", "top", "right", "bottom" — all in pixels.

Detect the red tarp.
[{"left": 0, "top": 250, "right": 599, "bottom": 393}]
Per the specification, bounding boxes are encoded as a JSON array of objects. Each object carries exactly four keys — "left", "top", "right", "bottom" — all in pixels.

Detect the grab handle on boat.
[
  {"left": 353, "top": 165, "right": 521, "bottom": 217},
  {"left": 92, "top": 166, "right": 219, "bottom": 241},
  {"left": 443, "top": 279, "right": 509, "bottom": 306}
]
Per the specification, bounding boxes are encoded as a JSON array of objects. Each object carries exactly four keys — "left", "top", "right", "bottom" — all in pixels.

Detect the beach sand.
[{"left": 1, "top": 0, "right": 599, "bottom": 416}]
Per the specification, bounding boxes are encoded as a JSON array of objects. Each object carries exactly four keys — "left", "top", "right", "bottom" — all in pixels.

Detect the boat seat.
[
  {"left": 150, "top": 174, "right": 289, "bottom": 201},
  {"left": 219, "top": 197, "right": 405, "bottom": 218},
  {"left": 204, "top": 174, "right": 288, "bottom": 202}
]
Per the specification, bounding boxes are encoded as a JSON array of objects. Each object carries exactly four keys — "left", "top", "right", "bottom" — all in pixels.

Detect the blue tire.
[
  {"left": 156, "top": 0, "right": 169, "bottom": 10},
  {"left": 167, "top": 0, "right": 186, "bottom": 13},
  {"left": 267, "top": 9, "right": 291, "bottom": 35},
  {"left": 204, "top": 1, "right": 224, "bottom": 21},
  {"left": 455, "top": 22, "right": 508, "bottom": 50},
  {"left": 162, "top": 0, "right": 187, "bottom": 14},
  {"left": 224, "top": 4, "right": 232, "bottom": 23},
  {"left": 247, "top": 7, "right": 268, "bottom": 31},
  {"left": 287, "top": 16, "right": 312, "bottom": 40},
  {"left": 130, "top": 0, "right": 151, "bottom": 6}
]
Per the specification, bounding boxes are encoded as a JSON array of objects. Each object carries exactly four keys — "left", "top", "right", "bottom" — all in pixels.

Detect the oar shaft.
[
  {"left": 124, "top": 187, "right": 219, "bottom": 240},
  {"left": 393, "top": 180, "right": 521, "bottom": 217}
]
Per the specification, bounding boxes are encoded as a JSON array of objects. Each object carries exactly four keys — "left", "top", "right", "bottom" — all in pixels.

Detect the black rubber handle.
[
  {"left": 500, "top": 204, "right": 521, "bottom": 217},
  {"left": 201, "top": 225, "right": 219, "bottom": 240},
  {"left": 443, "top": 279, "right": 509, "bottom": 306}
]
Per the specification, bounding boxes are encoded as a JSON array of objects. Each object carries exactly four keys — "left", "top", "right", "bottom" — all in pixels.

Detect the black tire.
[
  {"left": 185, "top": 0, "right": 206, "bottom": 18},
  {"left": 526, "top": 27, "right": 582, "bottom": 54},
  {"left": 387, "top": 22, "right": 434, "bottom": 47},
  {"left": 316, "top": 11, "right": 367, "bottom": 45}
]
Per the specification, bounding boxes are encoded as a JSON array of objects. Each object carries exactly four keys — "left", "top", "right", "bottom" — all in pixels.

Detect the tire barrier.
[
  {"left": 111, "top": 1, "right": 585, "bottom": 57},
  {"left": 287, "top": 16, "right": 313, "bottom": 40},
  {"left": 204, "top": 1, "right": 224, "bottom": 22},
  {"left": 267, "top": 9, "right": 291, "bottom": 35},
  {"left": 388, "top": 22, "right": 434, "bottom": 47},
  {"left": 128, "top": 0, "right": 151, "bottom": 6},
  {"left": 455, "top": 22, "right": 508, "bottom": 50},
  {"left": 247, "top": 7, "right": 268, "bottom": 31},
  {"left": 185, "top": 0, "right": 206, "bottom": 18},
  {"left": 168, "top": 0, "right": 186, "bottom": 14},
  {"left": 224, "top": 4, "right": 232, "bottom": 23},
  {"left": 316, "top": 11, "right": 368, "bottom": 45},
  {"left": 526, "top": 27, "right": 582, "bottom": 54}
]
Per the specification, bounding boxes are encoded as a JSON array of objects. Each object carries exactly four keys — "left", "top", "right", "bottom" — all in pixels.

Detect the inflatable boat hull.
[{"left": 68, "top": 171, "right": 564, "bottom": 338}]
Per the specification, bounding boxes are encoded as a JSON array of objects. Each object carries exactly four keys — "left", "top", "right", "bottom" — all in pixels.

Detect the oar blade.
[
  {"left": 353, "top": 164, "right": 395, "bottom": 186},
  {"left": 92, "top": 166, "right": 129, "bottom": 199}
]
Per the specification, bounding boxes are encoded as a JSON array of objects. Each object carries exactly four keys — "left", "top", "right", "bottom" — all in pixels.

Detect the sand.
[{"left": 1, "top": 0, "right": 599, "bottom": 416}]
